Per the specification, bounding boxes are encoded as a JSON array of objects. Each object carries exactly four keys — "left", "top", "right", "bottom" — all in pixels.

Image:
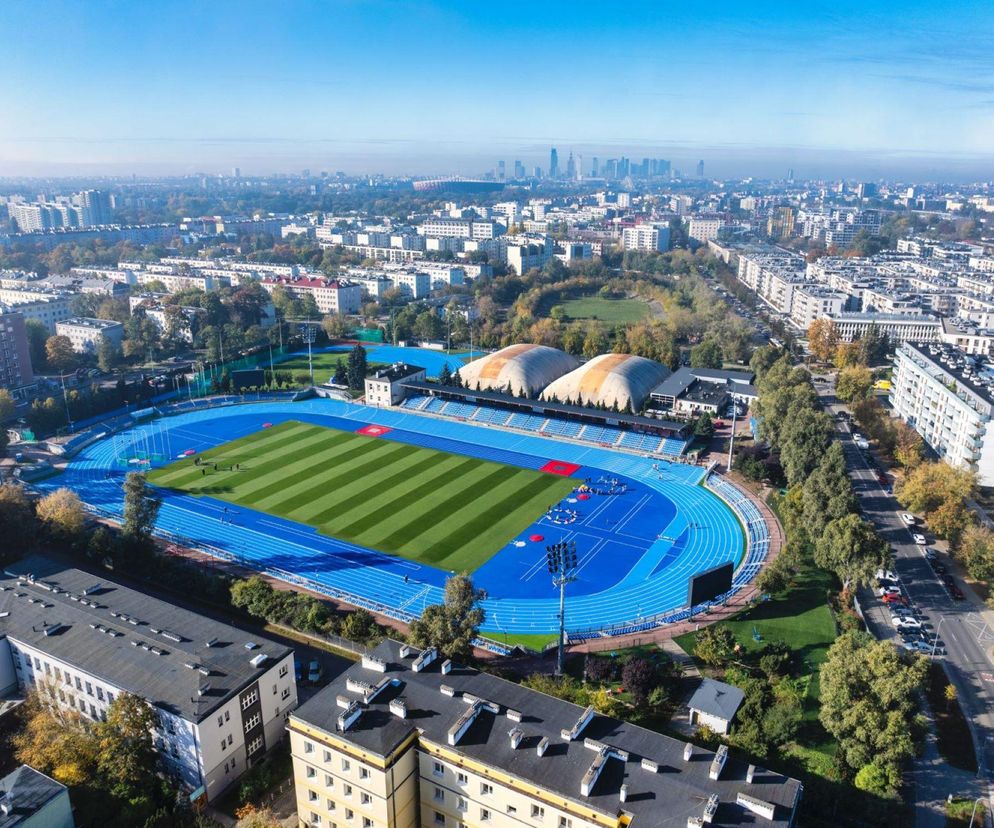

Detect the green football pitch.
[{"left": 146, "top": 421, "right": 576, "bottom": 572}]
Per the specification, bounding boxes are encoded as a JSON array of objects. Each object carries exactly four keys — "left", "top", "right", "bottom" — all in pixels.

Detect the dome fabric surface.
[
  {"left": 458, "top": 343, "right": 578, "bottom": 397},
  {"left": 540, "top": 353, "right": 671, "bottom": 412}
]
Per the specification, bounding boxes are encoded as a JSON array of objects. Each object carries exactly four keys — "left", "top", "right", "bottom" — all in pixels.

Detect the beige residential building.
[{"left": 289, "top": 641, "right": 802, "bottom": 828}]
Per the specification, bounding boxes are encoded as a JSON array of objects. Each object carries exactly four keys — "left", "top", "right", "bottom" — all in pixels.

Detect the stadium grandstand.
[
  {"left": 540, "top": 352, "right": 671, "bottom": 412},
  {"left": 457, "top": 343, "right": 578, "bottom": 397}
]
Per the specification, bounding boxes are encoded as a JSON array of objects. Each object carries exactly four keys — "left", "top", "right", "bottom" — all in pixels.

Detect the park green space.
[
  {"left": 559, "top": 294, "right": 650, "bottom": 324},
  {"left": 146, "top": 420, "right": 575, "bottom": 572}
]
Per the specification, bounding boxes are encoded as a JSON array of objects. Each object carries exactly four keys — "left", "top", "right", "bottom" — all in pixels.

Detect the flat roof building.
[
  {"left": 365, "top": 363, "right": 427, "bottom": 407},
  {"left": 55, "top": 317, "right": 124, "bottom": 354},
  {"left": 0, "top": 765, "right": 74, "bottom": 828},
  {"left": 0, "top": 556, "right": 298, "bottom": 803},
  {"left": 289, "top": 640, "right": 802, "bottom": 828}
]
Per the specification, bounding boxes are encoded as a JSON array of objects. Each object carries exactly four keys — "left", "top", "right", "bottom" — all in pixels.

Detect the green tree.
[
  {"left": 122, "top": 472, "right": 161, "bottom": 544},
  {"left": 819, "top": 631, "right": 926, "bottom": 795},
  {"left": 835, "top": 365, "right": 873, "bottom": 402},
  {"left": 958, "top": 525, "right": 994, "bottom": 583},
  {"left": 36, "top": 487, "right": 85, "bottom": 538},
  {"left": 814, "top": 514, "right": 889, "bottom": 589},
  {"left": 693, "top": 624, "right": 736, "bottom": 666},
  {"left": 346, "top": 344, "right": 368, "bottom": 389},
  {"left": 694, "top": 411, "right": 715, "bottom": 438},
  {"left": 0, "top": 483, "right": 36, "bottom": 557},
  {"left": 408, "top": 573, "right": 486, "bottom": 661},
  {"left": 320, "top": 313, "right": 350, "bottom": 340},
  {"left": 779, "top": 407, "right": 833, "bottom": 486},
  {"left": 801, "top": 442, "right": 857, "bottom": 537},
  {"left": 97, "top": 692, "right": 159, "bottom": 799},
  {"left": 97, "top": 338, "right": 123, "bottom": 373},
  {"left": 25, "top": 318, "right": 49, "bottom": 372},
  {"left": 0, "top": 388, "right": 14, "bottom": 421},
  {"left": 438, "top": 363, "right": 452, "bottom": 386},
  {"left": 45, "top": 334, "right": 76, "bottom": 372},
  {"left": 689, "top": 338, "right": 723, "bottom": 369},
  {"left": 332, "top": 358, "right": 348, "bottom": 386}
]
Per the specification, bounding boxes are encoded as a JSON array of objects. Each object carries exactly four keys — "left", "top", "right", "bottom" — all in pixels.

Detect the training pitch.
[{"left": 147, "top": 421, "right": 576, "bottom": 572}]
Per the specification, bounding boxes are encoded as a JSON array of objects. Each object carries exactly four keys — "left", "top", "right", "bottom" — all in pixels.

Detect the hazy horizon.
[{"left": 2, "top": 0, "right": 993, "bottom": 182}]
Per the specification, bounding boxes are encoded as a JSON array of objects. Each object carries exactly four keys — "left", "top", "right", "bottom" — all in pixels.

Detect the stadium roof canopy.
[
  {"left": 541, "top": 353, "right": 671, "bottom": 412},
  {"left": 458, "top": 343, "right": 577, "bottom": 397}
]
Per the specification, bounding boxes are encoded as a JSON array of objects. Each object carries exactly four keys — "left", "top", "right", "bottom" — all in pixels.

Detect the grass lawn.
[
  {"left": 147, "top": 420, "right": 575, "bottom": 572},
  {"left": 271, "top": 351, "right": 370, "bottom": 384},
  {"left": 675, "top": 556, "right": 839, "bottom": 767},
  {"left": 559, "top": 294, "right": 650, "bottom": 324}
]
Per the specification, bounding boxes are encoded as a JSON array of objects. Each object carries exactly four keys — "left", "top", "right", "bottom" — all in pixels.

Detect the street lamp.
[
  {"left": 932, "top": 615, "right": 948, "bottom": 660},
  {"left": 547, "top": 540, "right": 578, "bottom": 676}
]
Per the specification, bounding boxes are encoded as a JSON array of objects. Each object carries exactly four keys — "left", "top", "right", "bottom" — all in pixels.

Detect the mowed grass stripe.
[
  {"left": 151, "top": 424, "right": 329, "bottom": 490},
  {"left": 259, "top": 441, "right": 418, "bottom": 514},
  {"left": 367, "top": 464, "right": 520, "bottom": 552},
  {"left": 238, "top": 436, "right": 392, "bottom": 505},
  {"left": 295, "top": 449, "right": 451, "bottom": 525},
  {"left": 424, "top": 473, "right": 574, "bottom": 570},
  {"left": 331, "top": 456, "right": 483, "bottom": 540}
]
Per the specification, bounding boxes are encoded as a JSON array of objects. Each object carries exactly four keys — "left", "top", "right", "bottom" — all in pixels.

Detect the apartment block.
[
  {"left": 0, "top": 307, "right": 34, "bottom": 390},
  {"left": 890, "top": 343, "right": 994, "bottom": 485},
  {"left": 0, "top": 556, "right": 298, "bottom": 803},
  {"left": 621, "top": 224, "right": 670, "bottom": 252},
  {"left": 0, "top": 289, "right": 74, "bottom": 333},
  {"left": 55, "top": 317, "right": 124, "bottom": 353},
  {"left": 289, "top": 641, "right": 802, "bottom": 828},
  {"left": 260, "top": 277, "right": 362, "bottom": 314}
]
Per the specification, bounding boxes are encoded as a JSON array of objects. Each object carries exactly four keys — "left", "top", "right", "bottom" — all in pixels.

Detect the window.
[
  {"left": 241, "top": 689, "right": 258, "bottom": 709},
  {"left": 273, "top": 683, "right": 277, "bottom": 695},
  {"left": 106, "top": 692, "right": 114, "bottom": 704},
  {"left": 306, "top": 766, "right": 316, "bottom": 779},
  {"left": 308, "top": 790, "right": 319, "bottom": 803},
  {"left": 96, "top": 687, "right": 104, "bottom": 702},
  {"left": 85, "top": 681, "right": 93, "bottom": 696},
  {"left": 304, "top": 740, "right": 315, "bottom": 754},
  {"left": 63, "top": 671, "right": 71, "bottom": 685},
  {"left": 244, "top": 712, "right": 261, "bottom": 732},
  {"left": 359, "top": 766, "right": 370, "bottom": 780},
  {"left": 224, "top": 762, "right": 229, "bottom": 774},
  {"left": 341, "top": 759, "right": 351, "bottom": 772},
  {"left": 343, "top": 784, "right": 352, "bottom": 798},
  {"left": 282, "top": 687, "right": 291, "bottom": 700},
  {"left": 363, "top": 819, "right": 373, "bottom": 828},
  {"left": 360, "top": 793, "right": 371, "bottom": 805},
  {"left": 324, "top": 774, "right": 334, "bottom": 788},
  {"left": 433, "top": 787, "right": 444, "bottom": 802},
  {"left": 531, "top": 805, "right": 545, "bottom": 820},
  {"left": 279, "top": 664, "right": 288, "bottom": 678},
  {"left": 345, "top": 809, "right": 354, "bottom": 821},
  {"left": 217, "top": 714, "right": 224, "bottom": 727},
  {"left": 221, "top": 740, "right": 227, "bottom": 752},
  {"left": 89, "top": 704, "right": 97, "bottom": 719},
  {"left": 434, "top": 813, "right": 445, "bottom": 826},
  {"left": 457, "top": 797, "right": 468, "bottom": 812},
  {"left": 432, "top": 761, "right": 444, "bottom": 778},
  {"left": 457, "top": 772, "right": 468, "bottom": 785},
  {"left": 78, "top": 698, "right": 86, "bottom": 712},
  {"left": 480, "top": 809, "right": 492, "bottom": 822},
  {"left": 327, "top": 799, "right": 335, "bottom": 811},
  {"left": 507, "top": 805, "right": 517, "bottom": 815},
  {"left": 309, "top": 813, "right": 321, "bottom": 826},
  {"left": 323, "top": 750, "right": 333, "bottom": 763},
  {"left": 247, "top": 736, "right": 263, "bottom": 755},
  {"left": 225, "top": 710, "right": 230, "bottom": 722},
  {"left": 480, "top": 783, "right": 493, "bottom": 796},
  {"left": 558, "top": 819, "right": 572, "bottom": 828},
  {"left": 75, "top": 677, "right": 82, "bottom": 690},
  {"left": 228, "top": 734, "right": 233, "bottom": 746}
]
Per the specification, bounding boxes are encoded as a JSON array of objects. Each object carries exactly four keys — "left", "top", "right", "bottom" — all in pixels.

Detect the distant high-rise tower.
[
  {"left": 566, "top": 152, "right": 576, "bottom": 180},
  {"left": 575, "top": 154, "right": 583, "bottom": 181},
  {"left": 497, "top": 160, "right": 505, "bottom": 181},
  {"left": 696, "top": 160, "right": 704, "bottom": 178},
  {"left": 514, "top": 160, "right": 525, "bottom": 179},
  {"left": 549, "top": 147, "right": 559, "bottom": 179},
  {"left": 232, "top": 167, "right": 241, "bottom": 178},
  {"left": 787, "top": 168, "right": 794, "bottom": 183},
  {"left": 591, "top": 157, "right": 599, "bottom": 177}
]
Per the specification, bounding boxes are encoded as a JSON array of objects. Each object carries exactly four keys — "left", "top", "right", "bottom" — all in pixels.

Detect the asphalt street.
[{"left": 816, "top": 376, "right": 994, "bottom": 812}]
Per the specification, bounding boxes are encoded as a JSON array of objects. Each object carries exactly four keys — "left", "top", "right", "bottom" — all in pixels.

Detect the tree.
[
  {"left": 778, "top": 407, "right": 833, "bottom": 486},
  {"left": 97, "top": 338, "right": 123, "bottom": 373},
  {"left": 689, "top": 338, "right": 723, "bottom": 369},
  {"left": 835, "top": 365, "right": 873, "bottom": 403},
  {"left": 13, "top": 686, "right": 100, "bottom": 786},
  {"left": 801, "top": 442, "right": 857, "bottom": 538},
  {"left": 97, "top": 692, "right": 158, "bottom": 799},
  {"left": 36, "top": 487, "right": 85, "bottom": 538},
  {"left": 621, "top": 658, "right": 655, "bottom": 706},
  {"left": 893, "top": 421, "right": 925, "bottom": 469},
  {"left": 332, "top": 358, "right": 347, "bottom": 386},
  {"left": 235, "top": 805, "right": 282, "bottom": 828},
  {"left": 408, "top": 573, "right": 486, "bottom": 661},
  {"left": 0, "top": 388, "right": 14, "bottom": 421},
  {"left": 0, "top": 482, "right": 36, "bottom": 556},
  {"left": 814, "top": 514, "right": 889, "bottom": 589},
  {"left": 340, "top": 609, "right": 380, "bottom": 644},
  {"left": 819, "top": 631, "right": 926, "bottom": 795},
  {"left": 122, "top": 472, "right": 161, "bottom": 544},
  {"left": 958, "top": 525, "right": 994, "bottom": 583},
  {"left": 896, "top": 463, "right": 975, "bottom": 545},
  {"left": 25, "top": 318, "right": 49, "bottom": 372},
  {"left": 346, "top": 344, "right": 368, "bottom": 389},
  {"left": 438, "top": 363, "right": 452, "bottom": 386},
  {"left": 807, "top": 319, "right": 840, "bottom": 363},
  {"left": 320, "top": 313, "right": 350, "bottom": 340},
  {"left": 694, "top": 411, "right": 714, "bottom": 438},
  {"left": 693, "top": 624, "right": 736, "bottom": 666},
  {"left": 45, "top": 335, "right": 76, "bottom": 372}
]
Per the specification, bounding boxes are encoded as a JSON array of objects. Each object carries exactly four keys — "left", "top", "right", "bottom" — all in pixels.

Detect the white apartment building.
[
  {"left": 136, "top": 271, "right": 220, "bottom": 292},
  {"left": 260, "top": 277, "right": 362, "bottom": 314},
  {"left": 829, "top": 312, "right": 941, "bottom": 344},
  {"left": 687, "top": 216, "right": 724, "bottom": 243},
  {"left": 289, "top": 640, "right": 802, "bottom": 828},
  {"left": 0, "top": 292, "right": 74, "bottom": 333},
  {"left": 0, "top": 557, "right": 298, "bottom": 803},
  {"left": 387, "top": 270, "right": 431, "bottom": 300},
  {"left": 55, "top": 317, "right": 124, "bottom": 353},
  {"left": 506, "top": 236, "right": 553, "bottom": 275},
  {"left": 788, "top": 285, "right": 849, "bottom": 329},
  {"left": 418, "top": 218, "right": 501, "bottom": 240},
  {"left": 890, "top": 343, "right": 994, "bottom": 485},
  {"left": 621, "top": 224, "right": 670, "bottom": 252}
]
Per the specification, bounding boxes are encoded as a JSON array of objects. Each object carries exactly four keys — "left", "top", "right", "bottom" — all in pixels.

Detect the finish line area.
[{"left": 42, "top": 397, "right": 752, "bottom": 643}]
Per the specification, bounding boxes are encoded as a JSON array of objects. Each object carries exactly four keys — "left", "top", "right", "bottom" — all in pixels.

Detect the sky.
[{"left": 1, "top": 0, "right": 993, "bottom": 180}]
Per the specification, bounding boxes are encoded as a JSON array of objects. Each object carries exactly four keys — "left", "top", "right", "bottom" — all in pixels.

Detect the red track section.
[
  {"left": 540, "top": 460, "right": 581, "bottom": 476},
  {"left": 357, "top": 424, "right": 393, "bottom": 437}
]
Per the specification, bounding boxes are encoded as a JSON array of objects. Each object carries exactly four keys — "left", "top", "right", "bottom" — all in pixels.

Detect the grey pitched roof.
[
  {"left": 688, "top": 678, "right": 745, "bottom": 723},
  {"left": 0, "top": 765, "right": 67, "bottom": 828},
  {"left": 0, "top": 555, "right": 292, "bottom": 723},
  {"left": 292, "top": 641, "right": 802, "bottom": 827}
]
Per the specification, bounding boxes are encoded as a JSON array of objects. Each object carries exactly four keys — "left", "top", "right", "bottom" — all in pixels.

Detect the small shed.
[{"left": 687, "top": 677, "right": 745, "bottom": 735}]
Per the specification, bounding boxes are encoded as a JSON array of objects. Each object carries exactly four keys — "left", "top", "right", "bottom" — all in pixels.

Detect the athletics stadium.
[{"left": 39, "top": 343, "right": 770, "bottom": 654}]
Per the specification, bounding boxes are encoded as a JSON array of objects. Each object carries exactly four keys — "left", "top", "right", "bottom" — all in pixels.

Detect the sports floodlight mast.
[
  {"left": 288, "top": 318, "right": 320, "bottom": 385},
  {"left": 546, "top": 540, "right": 578, "bottom": 675}
]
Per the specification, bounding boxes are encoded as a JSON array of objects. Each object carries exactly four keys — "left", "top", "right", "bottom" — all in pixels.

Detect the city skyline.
[{"left": 1, "top": 1, "right": 993, "bottom": 179}]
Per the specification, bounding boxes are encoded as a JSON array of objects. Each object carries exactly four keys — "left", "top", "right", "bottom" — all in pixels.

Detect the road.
[{"left": 815, "top": 376, "right": 994, "bottom": 819}]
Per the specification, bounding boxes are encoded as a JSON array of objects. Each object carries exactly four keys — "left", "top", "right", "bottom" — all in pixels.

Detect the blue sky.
[{"left": 1, "top": 0, "right": 992, "bottom": 178}]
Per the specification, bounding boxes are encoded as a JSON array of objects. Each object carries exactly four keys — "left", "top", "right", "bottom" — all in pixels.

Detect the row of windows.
[
  {"left": 308, "top": 810, "right": 373, "bottom": 827},
  {"left": 306, "top": 787, "right": 373, "bottom": 807},
  {"left": 17, "top": 651, "right": 116, "bottom": 708},
  {"left": 301, "top": 741, "right": 371, "bottom": 780},
  {"left": 429, "top": 761, "right": 570, "bottom": 825}
]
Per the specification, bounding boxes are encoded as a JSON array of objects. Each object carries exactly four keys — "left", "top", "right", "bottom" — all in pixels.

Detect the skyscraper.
[
  {"left": 549, "top": 147, "right": 559, "bottom": 179},
  {"left": 591, "top": 157, "right": 599, "bottom": 177},
  {"left": 78, "top": 190, "right": 112, "bottom": 226},
  {"left": 696, "top": 160, "right": 705, "bottom": 178},
  {"left": 787, "top": 167, "right": 794, "bottom": 183},
  {"left": 513, "top": 160, "right": 525, "bottom": 179},
  {"left": 565, "top": 152, "right": 576, "bottom": 180},
  {"left": 497, "top": 160, "right": 505, "bottom": 180}
]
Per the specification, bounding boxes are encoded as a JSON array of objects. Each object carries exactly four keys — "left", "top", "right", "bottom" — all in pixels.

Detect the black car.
[
  {"left": 931, "top": 561, "right": 948, "bottom": 575},
  {"left": 942, "top": 574, "right": 956, "bottom": 588}
]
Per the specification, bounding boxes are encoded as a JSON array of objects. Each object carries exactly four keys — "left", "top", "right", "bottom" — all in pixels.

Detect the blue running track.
[{"left": 41, "top": 398, "right": 750, "bottom": 640}]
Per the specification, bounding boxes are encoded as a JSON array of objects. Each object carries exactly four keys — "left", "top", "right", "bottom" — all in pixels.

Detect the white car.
[
  {"left": 876, "top": 569, "right": 899, "bottom": 582},
  {"left": 877, "top": 586, "right": 902, "bottom": 597},
  {"left": 902, "top": 640, "right": 933, "bottom": 654},
  {"left": 893, "top": 616, "right": 922, "bottom": 629},
  {"left": 900, "top": 513, "right": 916, "bottom": 525},
  {"left": 912, "top": 533, "right": 927, "bottom": 545}
]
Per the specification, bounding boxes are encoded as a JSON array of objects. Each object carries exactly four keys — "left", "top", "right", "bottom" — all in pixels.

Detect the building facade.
[
  {"left": 55, "top": 317, "right": 124, "bottom": 353},
  {"left": 0, "top": 308, "right": 34, "bottom": 391}
]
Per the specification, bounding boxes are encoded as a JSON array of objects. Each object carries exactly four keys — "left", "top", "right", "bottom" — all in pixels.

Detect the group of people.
[
  {"left": 578, "top": 475, "right": 628, "bottom": 496},
  {"left": 546, "top": 504, "right": 579, "bottom": 525},
  {"left": 193, "top": 456, "right": 243, "bottom": 476}
]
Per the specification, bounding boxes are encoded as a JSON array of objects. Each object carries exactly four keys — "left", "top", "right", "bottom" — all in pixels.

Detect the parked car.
[
  {"left": 294, "top": 658, "right": 303, "bottom": 682},
  {"left": 949, "top": 585, "right": 965, "bottom": 601},
  {"left": 877, "top": 585, "right": 902, "bottom": 597},
  {"left": 931, "top": 561, "right": 948, "bottom": 575},
  {"left": 912, "top": 533, "right": 928, "bottom": 545},
  {"left": 882, "top": 593, "right": 907, "bottom": 605},
  {"left": 923, "top": 548, "right": 937, "bottom": 561},
  {"left": 876, "top": 569, "right": 899, "bottom": 582},
  {"left": 894, "top": 616, "right": 923, "bottom": 629},
  {"left": 307, "top": 659, "right": 323, "bottom": 684},
  {"left": 902, "top": 640, "right": 934, "bottom": 654},
  {"left": 900, "top": 513, "right": 916, "bottom": 525},
  {"left": 890, "top": 606, "right": 916, "bottom": 618},
  {"left": 942, "top": 574, "right": 955, "bottom": 588}
]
